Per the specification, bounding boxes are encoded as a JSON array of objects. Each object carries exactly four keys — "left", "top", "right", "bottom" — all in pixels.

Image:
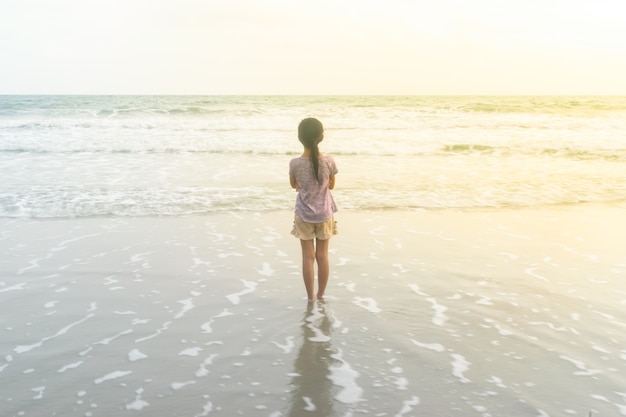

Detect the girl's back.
[{"left": 289, "top": 154, "right": 337, "bottom": 223}]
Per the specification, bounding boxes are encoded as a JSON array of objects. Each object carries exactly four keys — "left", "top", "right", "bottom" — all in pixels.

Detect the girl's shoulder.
[
  {"left": 290, "top": 156, "right": 308, "bottom": 164},
  {"left": 320, "top": 154, "right": 338, "bottom": 173},
  {"left": 321, "top": 154, "right": 337, "bottom": 166}
]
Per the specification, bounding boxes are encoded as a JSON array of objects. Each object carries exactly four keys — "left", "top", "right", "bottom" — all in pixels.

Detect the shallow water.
[{"left": 1, "top": 207, "right": 624, "bottom": 416}]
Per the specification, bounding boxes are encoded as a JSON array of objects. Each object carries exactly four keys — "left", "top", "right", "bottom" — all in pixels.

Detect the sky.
[{"left": 1, "top": 0, "right": 625, "bottom": 95}]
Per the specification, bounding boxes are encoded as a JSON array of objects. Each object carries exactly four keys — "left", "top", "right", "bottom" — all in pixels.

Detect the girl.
[{"left": 289, "top": 118, "right": 338, "bottom": 302}]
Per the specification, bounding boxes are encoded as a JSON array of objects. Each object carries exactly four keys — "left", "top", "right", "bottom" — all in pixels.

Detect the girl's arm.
[
  {"left": 290, "top": 175, "right": 299, "bottom": 190},
  {"left": 328, "top": 175, "right": 335, "bottom": 190}
]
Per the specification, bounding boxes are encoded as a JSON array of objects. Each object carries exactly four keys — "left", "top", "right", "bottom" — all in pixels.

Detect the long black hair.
[{"left": 298, "top": 118, "right": 324, "bottom": 182}]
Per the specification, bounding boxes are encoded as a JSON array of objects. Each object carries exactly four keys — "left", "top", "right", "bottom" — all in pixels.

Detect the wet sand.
[{"left": 1, "top": 206, "right": 625, "bottom": 417}]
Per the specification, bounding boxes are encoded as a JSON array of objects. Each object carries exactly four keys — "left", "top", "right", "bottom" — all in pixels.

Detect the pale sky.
[{"left": 1, "top": 0, "right": 625, "bottom": 95}]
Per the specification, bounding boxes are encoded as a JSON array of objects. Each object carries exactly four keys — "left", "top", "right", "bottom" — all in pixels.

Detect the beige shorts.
[{"left": 291, "top": 214, "right": 338, "bottom": 240}]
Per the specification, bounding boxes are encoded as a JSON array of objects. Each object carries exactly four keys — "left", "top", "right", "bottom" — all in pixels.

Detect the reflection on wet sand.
[{"left": 287, "top": 302, "right": 335, "bottom": 417}]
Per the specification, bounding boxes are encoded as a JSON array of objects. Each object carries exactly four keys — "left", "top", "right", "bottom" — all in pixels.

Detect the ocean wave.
[
  {"left": 0, "top": 96, "right": 273, "bottom": 119},
  {"left": 1, "top": 182, "right": 624, "bottom": 219},
  {"left": 0, "top": 186, "right": 292, "bottom": 219},
  {"left": 439, "top": 144, "right": 626, "bottom": 161},
  {"left": 440, "top": 96, "right": 626, "bottom": 115},
  {"left": 2, "top": 145, "right": 624, "bottom": 162},
  {"left": 3, "top": 95, "right": 625, "bottom": 118}
]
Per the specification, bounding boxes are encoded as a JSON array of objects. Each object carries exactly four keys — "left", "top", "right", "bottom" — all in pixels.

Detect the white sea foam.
[
  {"left": 427, "top": 298, "right": 448, "bottom": 326},
  {"left": 306, "top": 303, "right": 324, "bottom": 322},
  {"left": 307, "top": 324, "right": 331, "bottom": 343},
  {"left": 14, "top": 313, "right": 94, "bottom": 353},
  {"left": 408, "top": 283, "right": 429, "bottom": 296},
  {"left": 195, "top": 354, "right": 217, "bottom": 378},
  {"left": 79, "top": 346, "right": 93, "bottom": 356},
  {"left": 529, "top": 321, "right": 570, "bottom": 332},
  {"left": 128, "top": 349, "right": 147, "bottom": 361},
  {"left": 353, "top": 297, "right": 381, "bottom": 313},
  {"left": 114, "top": 310, "right": 136, "bottom": 315},
  {"left": 337, "top": 257, "right": 349, "bottom": 266},
  {"left": 328, "top": 348, "right": 363, "bottom": 404},
  {"left": 193, "top": 400, "right": 214, "bottom": 417},
  {"left": 483, "top": 318, "right": 513, "bottom": 336},
  {"left": 191, "top": 258, "right": 212, "bottom": 272},
  {"left": 394, "top": 376, "right": 408, "bottom": 390},
  {"left": 226, "top": 279, "right": 257, "bottom": 305},
  {"left": 94, "top": 370, "right": 132, "bottom": 384},
  {"left": 369, "top": 226, "right": 387, "bottom": 236},
  {"left": 591, "top": 344, "right": 610, "bottom": 353},
  {"left": 450, "top": 354, "right": 471, "bottom": 383},
  {"left": 95, "top": 329, "right": 132, "bottom": 345},
  {"left": 410, "top": 339, "right": 445, "bottom": 352},
  {"left": 476, "top": 296, "right": 494, "bottom": 305},
  {"left": 135, "top": 321, "right": 172, "bottom": 343},
  {"left": 257, "top": 262, "right": 275, "bottom": 276},
  {"left": 57, "top": 361, "right": 83, "bottom": 373},
  {"left": 201, "top": 308, "right": 234, "bottom": 333},
  {"left": 126, "top": 388, "right": 149, "bottom": 411},
  {"left": 0, "top": 282, "right": 27, "bottom": 293},
  {"left": 179, "top": 347, "right": 202, "bottom": 357},
  {"left": 128, "top": 252, "right": 153, "bottom": 264},
  {"left": 525, "top": 267, "right": 548, "bottom": 281},
  {"left": 175, "top": 298, "right": 194, "bottom": 319},
  {"left": 272, "top": 336, "right": 295, "bottom": 354},
  {"left": 104, "top": 276, "right": 119, "bottom": 285},
  {"left": 559, "top": 355, "right": 602, "bottom": 376},
  {"left": 302, "top": 396, "right": 316, "bottom": 411},
  {"left": 53, "top": 233, "right": 100, "bottom": 251},
  {"left": 215, "top": 309, "right": 234, "bottom": 318},
  {"left": 171, "top": 381, "right": 196, "bottom": 390},
  {"left": 200, "top": 320, "right": 214, "bottom": 333},
  {"left": 218, "top": 251, "right": 244, "bottom": 258},
  {"left": 487, "top": 375, "right": 507, "bottom": 388},
  {"left": 32, "top": 386, "right": 45, "bottom": 400},
  {"left": 18, "top": 254, "right": 52, "bottom": 274},
  {"left": 395, "top": 396, "right": 420, "bottom": 417}
]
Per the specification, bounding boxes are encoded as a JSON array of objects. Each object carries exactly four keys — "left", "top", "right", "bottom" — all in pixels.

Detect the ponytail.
[
  {"left": 310, "top": 142, "right": 320, "bottom": 182},
  {"left": 298, "top": 118, "right": 324, "bottom": 182}
]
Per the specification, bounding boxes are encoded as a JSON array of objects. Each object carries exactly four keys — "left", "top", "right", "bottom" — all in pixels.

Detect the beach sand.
[{"left": 1, "top": 206, "right": 625, "bottom": 417}]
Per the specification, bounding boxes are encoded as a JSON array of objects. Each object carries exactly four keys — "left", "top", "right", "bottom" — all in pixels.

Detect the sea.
[
  {"left": 1, "top": 96, "right": 626, "bottom": 416},
  {"left": 1, "top": 95, "right": 625, "bottom": 218}
]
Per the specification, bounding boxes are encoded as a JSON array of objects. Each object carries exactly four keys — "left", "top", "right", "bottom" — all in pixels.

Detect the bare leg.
[
  {"left": 315, "top": 238, "right": 330, "bottom": 300},
  {"left": 300, "top": 239, "right": 316, "bottom": 301}
]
